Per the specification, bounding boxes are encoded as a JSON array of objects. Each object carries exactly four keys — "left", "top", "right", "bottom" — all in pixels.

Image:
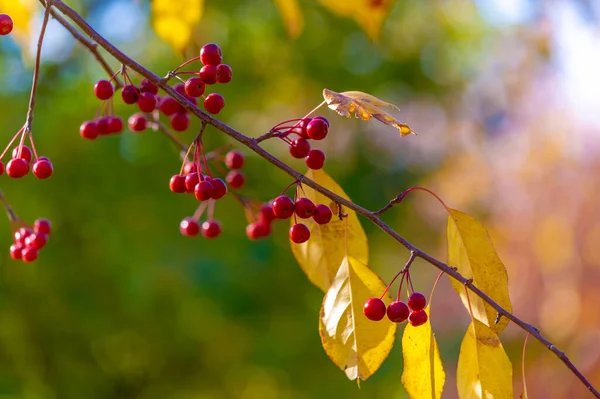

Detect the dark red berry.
[
  {"left": 80, "top": 121, "right": 98, "bottom": 140},
  {"left": 305, "top": 149, "right": 325, "bottom": 170},
  {"left": 224, "top": 151, "right": 244, "bottom": 169},
  {"left": 260, "top": 204, "right": 276, "bottom": 223},
  {"left": 96, "top": 117, "right": 110, "bottom": 136},
  {"left": 184, "top": 77, "right": 206, "bottom": 97},
  {"left": 290, "top": 138, "right": 311, "bottom": 159},
  {"left": 174, "top": 83, "right": 186, "bottom": 96},
  {"left": 290, "top": 223, "right": 310, "bottom": 243},
  {"left": 201, "top": 220, "right": 221, "bottom": 238},
  {"left": 294, "top": 198, "right": 316, "bottom": 219},
  {"left": 210, "top": 178, "right": 228, "bottom": 199},
  {"left": 185, "top": 172, "right": 200, "bottom": 193},
  {"left": 128, "top": 113, "right": 147, "bottom": 132},
  {"left": 25, "top": 233, "right": 48, "bottom": 250},
  {"left": 272, "top": 195, "right": 294, "bottom": 219},
  {"left": 408, "top": 292, "right": 427, "bottom": 311},
  {"left": 137, "top": 92, "right": 157, "bottom": 113},
  {"left": 313, "top": 204, "right": 333, "bottom": 224},
  {"left": 139, "top": 78, "right": 158, "bottom": 94},
  {"left": 121, "top": 84, "right": 139, "bottom": 104},
  {"left": 216, "top": 64, "right": 232, "bottom": 83},
  {"left": 313, "top": 115, "right": 330, "bottom": 127},
  {"left": 170, "top": 112, "right": 190, "bottom": 132},
  {"left": 179, "top": 217, "right": 200, "bottom": 237},
  {"left": 199, "top": 65, "right": 218, "bottom": 85},
  {"left": 408, "top": 310, "right": 428, "bottom": 327},
  {"left": 306, "top": 117, "right": 329, "bottom": 140},
  {"left": 246, "top": 221, "right": 271, "bottom": 240},
  {"left": 169, "top": 175, "right": 186, "bottom": 193},
  {"left": 200, "top": 43, "right": 223, "bottom": 66},
  {"left": 15, "top": 228, "right": 33, "bottom": 245},
  {"left": 0, "top": 14, "right": 14, "bottom": 35},
  {"left": 225, "top": 170, "right": 245, "bottom": 189},
  {"left": 194, "top": 180, "right": 214, "bottom": 201},
  {"left": 6, "top": 158, "right": 29, "bottom": 178},
  {"left": 364, "top": 298, "right": 387, "bottom": 321},
  {"left": 107, "top": 116, "right": 124, "bottom": 134},
  {"left": 32, "top": 159, "right": 53, "bottom": 179},
  {"left": 94, "top": 80, "right": 114, "bottom": 100},
  {"left": 21, "top": 247, "right": 38, "bottom": 263},
  {"left": 387, "top": 301, "right": 410, "bottom": 323},
  {"left": 12, "top": 145, "right": 32, "bottom": 163},
  {"left": 9, "top": 244, "right": 22, "bottom": 260},
  {"left": 0, "top": 161, "right": 4, "bottom": 176},
  {"left": 33, "top": 218, "right": 51, "bottom": 235},
  {"left": 159, "top": 96, "right": 179, "bottom": 116},
  {"left": 203, "top": 93, "right": 225, "bottom": 114},
  {"left": 298, "top": 117, "right": 312, "bottom": 139}
]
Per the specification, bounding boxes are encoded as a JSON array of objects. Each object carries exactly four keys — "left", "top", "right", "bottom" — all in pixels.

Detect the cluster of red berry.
[
  {"left": 0, "top": 14, "right": 12, "bottom": 36},
  {"left": 0, "top": 144, "right": 53, "bottom": 179},
  {"left": 9, "top": 218, "right": 52, "bottom": 262},
  {"left": 363, "top": 292, "right": 428, "bottom": 326},
  {"left": 270, "top": 116, "right": 329, "bottom": 170},
  {"left": 273, "top": 194, "right": 333, "bottom": 243}
]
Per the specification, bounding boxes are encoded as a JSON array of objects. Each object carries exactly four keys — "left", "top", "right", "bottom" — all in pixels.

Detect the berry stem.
[
  {"left": 0, "top": 127, "right": 25, "bottom": 160},
  {"left": 28, "top": 131, "right": 40, "bottom": 160},
  {"left": 380, "top": 251, "right": 416, "bottom": 299},
  {"left": 395, "top": 271, "right": 406, "bottom": 302},
  {"left": 168, "top": 56, "right": 201, "bottom": 78},
  {"left": 192, "top": 202, "right": 208, "bottom": 221}
]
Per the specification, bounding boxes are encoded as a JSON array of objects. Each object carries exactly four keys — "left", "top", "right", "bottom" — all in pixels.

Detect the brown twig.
[{"left": 41, "top": 1, "right": 600, "bottom": 396}]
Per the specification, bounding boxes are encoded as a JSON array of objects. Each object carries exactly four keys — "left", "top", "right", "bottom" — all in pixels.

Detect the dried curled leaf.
[
  {"left": 319, "top": 256, "right": 396, "bottom": 381},
  {"left": 152, "top": 0, "right": 203, "bottom": 51},
  {"left": 323, "top": 89, "right": 413, "bottom": 136}
]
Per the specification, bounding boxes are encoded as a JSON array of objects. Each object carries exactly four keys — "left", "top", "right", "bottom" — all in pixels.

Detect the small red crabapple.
[
  {"left": 170, "top": 175, "right": 186, "bottom": 193},
  {"left": 289, "top": 138, "right": 311, "bottom": 159},
  {"left": 80, "top": 120, "right": 99, "bottom": 140},
  {"left": 194, "top": 180, "right": 214, "bottom": 201},
  {"left": 94, "top": 79, "right": 114, "bottom": 100},
  {"left": 246, "top": 221, "right": 271, "bottom": 240},
  {"left": 204, "top": 93, "right": 225, "bottom": 114},
  {"left": 294, "top": 198, "right": 316, "bottom": 219},
  {"left": 25, "top": 233, "right": 48, "bottom": 250},
  {"left": 32, "top": 159, "right": 53, "bottom": 179},
  {"left": 107, "top": 116, "right": 124, "bottom": 134},
  {"left": 200, "top": 43, "right": 223, "bottom": 66},
  {"left": 306, "top": 117, "right": 329, "bottom": 140},
  {"left": 159, "top": 96, "right": 179, "bottom": 116},
  {"left": 21, "top": 247, "right": 38, "bottom": 263},
  {"left": 199, "top": 65, "right": 218, "bottom": 85},
  {"left": 0, "top": 161, "right": 4, "bottom": 176},
  {"left": 15, "top": 228, "right": 32, "bottom": 245},
  {"left": 305, "top": 149, "right": 325, "bottom": 170},
  {"left": 9, "top": 244, "right": 22, "bottom": 260},
  {"left": 224, "top": 151, "right": 244, "bottom": 169},
  {"left": 185, "top": 172, "right": 201, "bottom": 193},
  {"left": 290, "top": 223, "right": 310, "bottom": 243},
  {"left": 12, "top": 145, "right": 32, "bottom": 162},
  {"left": 313, "top": 115, "right": 330, "bottom": 127},
  {"left": 216, "top": 64, "right": 232, "bottom": 83},
  {"left": 387, "top": 301, "right": 410, "bottom": 323},
  {"left": 34, "top": 218, "right": 52, "bottom": 235},
  {"left": 180, "top": 217, "right": 200, "bottom": 237},
  {"left": 121, "top": 84, "right": 139, "bottom": 104},
  {"left": 137, "top": 92, "right": 158, "bottom": 112},
  {"left": 408, "top": 310, "right": 428, "bottom": 327},
  {"left": 170, "top": 113, "right": 190, "bottom": 132},
  {"left": 298, "top": 117, "right": 312, "bottom": 139},
  {"left": 128, "top": 113, "right": 147, "bottom": 132},
  {"left": 363, "top": 298, "right": 386, "bottom": 321},
  {"left": 209, "top": 178, "right": 228, "bottom": 200},
  {"left": 139, "top": 78, "right": 158, "bottom": 94},
  {"left": 313, "top": 204, "right": 333, "bottom": 225},
  {"left": 201, "top": 220, "right": 222, "bottom": 238},
  {"left": 226, "top": 170, "right": 245, "bottom": 189},
  {"left": 272, "top": 195, "right": 295, "bottom": 219},
  {"left": 184, "top": 77, "right": 206, "bottom": 97},
  {"left": 6, "top": 158, "right": 29, "bottom": 178},
  {"left": 408, "top": 292, "right": 427, "bottom": 311},
  {"left": 96, "top": 117, "right": 110, "bottom": 136},
  {"left": 0, "top": 14, "right": 14, "bottom": 35},
  {"left": 260, "top": 204, "right": 276, "bottom": 223}
]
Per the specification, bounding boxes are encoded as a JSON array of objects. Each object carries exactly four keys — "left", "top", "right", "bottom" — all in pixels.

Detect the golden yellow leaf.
[
  {"left": 319, "top": 256, "right": 396, "bottom": 381},
  {"left": 447, "top": 209, "right": 512, "bottom": 334},
  {"left": 457, "top": 319, "right": 513, "bottom": 399},
  {"left": 0, "top": 0, "right": 36, "bottom": 51},
  {"left": 291, "top": 169, "right": 369, "bottom": 292},
  {"left": 315, "top": 0, "right": 395, "bottom": 41},
  {"left": 401, "top": 306, "right": 445, "bottom": 399},
  {"left": 273, "top": 0, "right": 303, "bottom": 38},
  {"left": 151, "top": 0, "right": 203, "bottom": 51},
  {"left": 323, "top": 88, "right": 413, "bottom": 136}
]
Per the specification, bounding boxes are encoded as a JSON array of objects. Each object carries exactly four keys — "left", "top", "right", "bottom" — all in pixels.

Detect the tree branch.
[{"left": 42, "top": 1, "right": 600, "bottom": 396}]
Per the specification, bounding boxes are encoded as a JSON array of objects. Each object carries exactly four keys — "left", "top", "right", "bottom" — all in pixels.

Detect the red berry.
[
  {"left": 200, "top": 43, "right": 223, "bottom": 66},
  {"left": 170, "top": 112, "right": 190, "bottom": 132},
  {"left": 294, "top": 198, "right": 316, "bottom": 219},
  {"left": 6, "top": 158, "right": 29, "bottom": 178},
  {"left": 105, "top": 116, "right": 122, "bottom": 133},
  {"left": 305, "top": 149, "right": 325, "bottom": 170},
  {"left": 12, "top": 145, "right": 32, "bottom": 163},
  {"left": 408, "top": 310, "right": 428, "bottom": 327},
  {"left": 313, "top": 115, "right": 330, "bottom": 127},
  {"left": 96, "top": 117, "right": 110, "bottom": 136},
  {"left": 387, "top": 301, "right": 410, "bottom": 323},
  {"left": 169, "top": 175, "right": 186, "bottom": 193},
  {"left": 194, "top": 180, "right": 214, "bottom": 201},
  {"left": 246, "top": 221, "right": 271, "bottom": 240},
  {"left": 33, "top": 218, "right": 52, "bottom": 235},
  {"left": 260, "top": 204, "right": 276, "bottom": 223},
  {"left": 408, "top": 292, "right": 427, "bottom": 311},
  {"left": 313, "top": 204, "right": 333, "bottom": 224},
  {"left": 298, "top": 118, "right": 312, "bottom": 138},
  {"left": 80, "top": 121, "right": 99, "bottom": 140},
  {"left": 94, "top": 80, "right": 114, "bottom": 100},
  {"left": 183, "top": 162, "right": 197, "bottom": 175},
  {"left": 9, "top": 244, "right": 22, "bottom": 260},
  {"left": 0, "top": 161, "right": 4, "bottom": 176},
  {"left": 272, "top": 195, "right": 294, "bottom": 219},
  {"left": 364, "top": 298, "right": 387, "bottom": 321},
  {"left": 128, "top": 113, "right": 147, "bottom": 132},
  {"left": 203, "top": 93, "right": 225, "bottom": 114},
  {"left": 209, "top": 178, "right": 228, "bottom": 200},
  {"left": 185, "top": 172, "right": 200, "bottom": 193},
  {"left": 179, "top": 217, "right": 200, "bottom": 237},
  {"left": 216, "top": 64, "right": 232, "bottom": 83},
  {"left": 32, "top": 159, "right": 53, "bottom": 179},
  {"left": 121, "top": 84, "right": 139, "bottom": 104},
  {"left": 199, "top": 65, "right": 218, "bottom": 85},
  {"left": 139, "top": 78, "right": 158, "bottom": 95},
  {"left": 201, "top": 220, "right": 221, "bottom": 238},
  {"left": 224, "top": 151, "right": 244, "bottom": 169},
  {"left": 25, "top": 233, "right": 48, "bottom": 250},
  {"left": 15, "top": 228, "right": 33, "bottom": 245},
  {"left": 184, "top": 77, "right": 206, "bottom": 97},
  {"left": 290, "top": 223, "right": 310, "bottom": 243},
  {"left": 289, "top": 138, "right": 311, "bottom": 159},
  {"left": 225, "top": 170, "right": 245, "bottom": 189},
  {"left": 21, "top": 247, "right": 38, "bottom": 263},
  {"left": 137, "top": 92, "right": 157, "bottom": 113},
  {"left": 159, "top": 96, "right": 179, "bottom": 116},
  {"left": 174, "top": 83, "right": 186, "bottom": 96},
  {"left": 306, "top": 117, "right": 329, "bottom": 140},
  {"left": 0, "top": 14, "right": 14, "bottom": 35}
]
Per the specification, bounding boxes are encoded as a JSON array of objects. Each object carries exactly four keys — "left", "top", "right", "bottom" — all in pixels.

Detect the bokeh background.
[{"left": 0, "top": 0, "right": 599, "bottom": 398}]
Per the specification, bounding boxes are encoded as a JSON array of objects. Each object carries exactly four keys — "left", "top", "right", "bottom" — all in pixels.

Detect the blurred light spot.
[
  {"left": 475, "top": 0, "right": 534, "bottom": 26},
  {"left": 540, "top": 284, "right": 580, "bottom": 340},
  {"left": 28, "top": 13, "right": 74, "bottom": 63},
  {"left": 582, "top": 223, "right": 600, "bottom": 269},
  {"left": 533, "top": 215, "right": 574, "bottom": 272},
  {"left": 96, "top": 0, "right": 146, "bottom": 44},
  {"left": 342, "top": 32, "right": 383, "bottom": 75}
]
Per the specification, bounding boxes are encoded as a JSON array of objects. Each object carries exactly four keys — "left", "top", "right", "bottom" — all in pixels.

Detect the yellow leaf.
[
  {"left": 447, "top": 209, "right": 512, "bottom": 334},
  {"left": 319, "top": 256, "right": 396, "bottom": 381},
  {"left": 323, "top": 88, "right": 413, "bottom": 136},
  {"left": 291, "top": 169, "right": 369, "bottom": 292},
  {"left": 457, "top": 320, "right": 513, "bottom": 399},
  {"left": 315, "top": 0, "right": 395, "bottom": 41},
  {"left": 0, "top": 0, "right": 36, "bottom": 51},
  {"left": 273, "top": 0, "right": 303, "bottom": 38},
  {"left": 151, "top": 0, "right": 203, "bottom": 51},
  {"left": 401, "top": 306, "right": 445, "bottom": 399}
]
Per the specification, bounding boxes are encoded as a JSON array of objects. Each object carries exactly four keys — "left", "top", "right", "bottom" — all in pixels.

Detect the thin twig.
[{"left": 42, "top": 1, "right": 600, "bottom": 396}]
